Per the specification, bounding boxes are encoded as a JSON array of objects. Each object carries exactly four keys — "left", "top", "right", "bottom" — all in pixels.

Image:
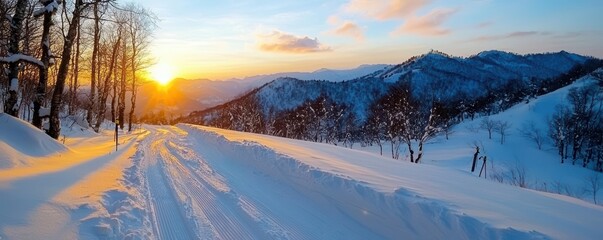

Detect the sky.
[{"left": 131, "top": 0, "right": 603, "bottom": 80}]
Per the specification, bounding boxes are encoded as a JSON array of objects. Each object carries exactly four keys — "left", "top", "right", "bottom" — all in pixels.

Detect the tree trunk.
[
  {"left": 471, "top": 146, "right": 480, "bottom": 172},
  {"left": 94, "top": 35, "right": 121, "bottom": 131},
  {"left": 87, "top": 1, "right": 100, "bottom": 127},
  {"left": 48, "top": 0, "right": 84, "bottom": 139},
  {"left": 408, "top": 142, "right": 415, "bottom": 163},
  {"left": 33, "top": 7, "right": 53, "bottom": 129},
  {"left": 69, "top": 17, "right": 81, "bottom": 115},
  {"left": 3, "top": 0, "right": 28, "bottom": 117},
  {"left": 560, "top": 141, "right": 565, "bottom": 164},
  {"left": 111, "top": 76, "right": 116, "bottom": 122},
  {"left": 415, "top": 140, "right": 424, "bottom": 164},
  {"left": 128, "top": 38, "right": 138, "bottom": 132},
  {"left": 118, "top": 38, "right": 127, "bottom": 130}
]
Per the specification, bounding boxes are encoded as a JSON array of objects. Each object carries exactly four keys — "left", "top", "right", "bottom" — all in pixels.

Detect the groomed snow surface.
[
  {"left": 2, "top": 76, "right": 603, "bottom": 240},
  {"left": 1, "top": 112, "right": 602, "bottom": 240}
]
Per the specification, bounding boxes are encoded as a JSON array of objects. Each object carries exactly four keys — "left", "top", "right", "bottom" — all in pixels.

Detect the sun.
[{"left": 150, "top": 63, "right": 174, "bottom": 85}]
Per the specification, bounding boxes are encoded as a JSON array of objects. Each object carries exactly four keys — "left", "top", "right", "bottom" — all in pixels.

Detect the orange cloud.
[
  {"left": 332, "top": 22, "right": 364, "bottom": 41},
  {"left": 257, "top": 31, "right": 331, "bottom": 53},
  {"left": 394, "top": 8, "right": 457, "bottom": 36},
  {"left": 345, "top": 0, "right": 432, "bottom": 20}
]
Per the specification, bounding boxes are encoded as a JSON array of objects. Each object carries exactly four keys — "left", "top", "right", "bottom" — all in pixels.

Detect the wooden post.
[
  {"left": 115, "top": 120, "right": 119, "bottom": 152},
  {"left": 471, "top": 146, "right": 480, "bottom": 172},
  {"left": 479, "top": 156, "right": 487, "bottom": 178}
]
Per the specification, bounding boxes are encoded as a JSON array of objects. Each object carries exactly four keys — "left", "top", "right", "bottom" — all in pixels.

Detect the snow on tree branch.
[
  {"left": 33, "top": 0, "right": 62, "bottom": 17},
  {"left": 0, "top": 53, "right": 44, "bottom": 67}
]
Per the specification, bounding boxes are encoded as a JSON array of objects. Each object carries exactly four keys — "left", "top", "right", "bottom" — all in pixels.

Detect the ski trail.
[
  {"left": 164, "top": 137, "right": 312, "bottom": 240},
  {"left": 158, "top": 127, "right": 258, "bottom": 239},
  {"left": 141, "top": 125, "right": 321, "bottom": 239},
  {"left": 142, "top": 127, "right": 197, "bottom": 240}
]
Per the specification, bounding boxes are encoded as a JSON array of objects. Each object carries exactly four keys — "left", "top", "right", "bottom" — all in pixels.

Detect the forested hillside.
[{"left": 180, "top": 50, "right": 603, "bottom": 165}]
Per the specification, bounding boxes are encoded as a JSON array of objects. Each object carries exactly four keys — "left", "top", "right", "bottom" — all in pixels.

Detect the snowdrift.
[
  {"left": 180, "top": 124, "right": 603, "bottom": 240},
  {"left": 0, "top": 113, "right": 68, "bottom": 168}
]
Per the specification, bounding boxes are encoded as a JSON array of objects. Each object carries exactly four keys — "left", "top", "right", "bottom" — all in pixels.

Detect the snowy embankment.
[
  {"left": 0, "top": 113, "right": 68, "bottom": 168},
  {"left": 0, "top": 114, "right": 148, "bottom": 239},
  {"left": 1, "top": 111, "right": 602, "bottom": 239},
  {"left": 361, "top": 75, "right": 602, "bottom": 202},
  {"left": 180, "top": 124, "right": 603, "bottom": 240}
]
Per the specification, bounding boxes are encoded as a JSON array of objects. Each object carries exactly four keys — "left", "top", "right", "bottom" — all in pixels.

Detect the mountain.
[
  {"left": 184, "top": 51, "right": 601, "bottom": 125},
  {"left": 227, "top": 64, "right": 390, "bottom": 84},
  {"left": 134, "top": 64, "right": 391, "bottom": 117},
  {"left": 179, "top": 50, "right": 602, "bottom": 139}
]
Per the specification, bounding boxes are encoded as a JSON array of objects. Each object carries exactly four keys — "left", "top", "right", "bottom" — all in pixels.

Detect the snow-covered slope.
[
  {"left": 180, "top": 124, "right": 603, "bottom": 240},
  {"left": 1, "top": 118, "right": 602, "bottom": 239},
  {"left": 356, "top": 72, "right": 603, "bottom": 203},
  {"left": 254, "top": 77, "right": 390, "bottom": 121},
  {"left": 0, "top": 113, "right": 68, "bottom": 168}
]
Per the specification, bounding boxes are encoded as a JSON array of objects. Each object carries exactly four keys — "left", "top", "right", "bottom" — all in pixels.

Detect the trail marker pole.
[
  {"left": 115, "top": 120, "right": 119, "bottom": 152},
  {"left": 471, "top": 146, "right": 480, "bottom": 172},
  {"left": 479, "top": 156, "right": 487, "bottom": 178}
]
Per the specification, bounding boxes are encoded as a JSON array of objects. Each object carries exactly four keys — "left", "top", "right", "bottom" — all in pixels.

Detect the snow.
[
  {"left": 9, "top": 78, "right": 17, "bottom": 91},
  {"left": 1, "top": 108, "right": 602, "bottom": 239},
  {"left": 39, "top": 107, "right": 50, "bottom": 117},
  {"left": 0, "top": 113, "right": 67, "bottom": 161},
  {"left": 356, "top": 74, "right": 602, "bottom": 202},
  {"left": 33, "top": 0, "right": 61, "bottom": 17},
  {"left": 0, "top": 54, "right": 44, "bottom": 67},
  {"left": 195, "top": 51, "right": 591, "bottom": 129},
  {"left": 181, "top": 125, "right": 603, "bottom": 240}
]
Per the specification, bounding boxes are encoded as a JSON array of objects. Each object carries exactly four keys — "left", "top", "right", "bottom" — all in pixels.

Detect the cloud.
[
  {"left": 345, "top": 0, "right": 432, "bottom": 20},
  {"left": 476, "top": 21, "right": 493, "bottom": 29},
  {"left": 553, "top": 31, "right": 583, "bottom": 39},
  {"left": 333, "top": 22, "right": 365, "bottom": 41},
  {"left": 393, "top": 8, "right": 457, "bottom": 36},
  {"left": 469, "top": 31, "right": 544, "bottom": 42},
  {"left": 257, "top": 31, "right": 331, "bottom": 53},
  {"left": 328, "top": 17, "right": 364, "bottom": 41}
]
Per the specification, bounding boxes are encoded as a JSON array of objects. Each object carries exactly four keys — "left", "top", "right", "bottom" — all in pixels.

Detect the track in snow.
[
  {"left": 140, "top": 126, "right": 320, "bottom": 240},
  {"left": 143, "top": 128, "right": 197, "bottom": 240}
]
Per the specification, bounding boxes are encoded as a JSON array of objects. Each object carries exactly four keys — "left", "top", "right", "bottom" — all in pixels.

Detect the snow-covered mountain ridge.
[{"left": 181, "top": 50, "right": 602, "bottom": 128}]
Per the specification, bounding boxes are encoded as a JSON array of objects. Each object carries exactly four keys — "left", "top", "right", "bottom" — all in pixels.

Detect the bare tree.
[
  {"left": 520, "top": 121, "right": 545, "bottom": 150},
  {"left": 584, "top": 173, "right": 602, "bottom": 204},
  {"left": 48, "top": 0, "right": 88, "bottom": 139},
  {"left": 507, "top": 163, "right": 528, "bottom": 188},
  {"left": 117, "top": 33, "right": 127, "bottom": 129},
  {"left": 1, "top": 0, "right": 29, "bottom": 116},
  {"left": 480, "top": 117, "right": 496, "bottom": 139},
  {"left": 86, "top": 0, "right": 101, "bottom": 127},
  {"left": 442, "top": 122, "right": 454, "bottom": 140},
  {"left": 93, "top": 27, "right": 122, "bottom": 131},
  {"left": 494, "top": 120, "right": 511, "bottom": 144},
  {"left": 549, "top": 105, "right": 571, "bottom": 164},
  {"left": 124, "top": 3, "right": 156, "bottom": 131},
  {"left": 67, "top": 2, "right": 82, "bottom": 115},
  {"left": 415, "top": 105, "right": 442, "bottom": 163},
  {"left": 32, "top": 0, "right": 62, "bottom": 129}
]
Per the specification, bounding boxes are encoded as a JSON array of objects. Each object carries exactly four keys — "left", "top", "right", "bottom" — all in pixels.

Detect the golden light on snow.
[{"left": 150, "top": 63, "right": 175, "bottom": 85}]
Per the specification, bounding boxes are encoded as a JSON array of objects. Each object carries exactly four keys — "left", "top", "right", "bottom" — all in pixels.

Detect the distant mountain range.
[
  {"left": 177, "top": 50, "right": 602, "bottom": 137},
  {"left": 135, "top": 64, "right": 390, "bottom": 116}
]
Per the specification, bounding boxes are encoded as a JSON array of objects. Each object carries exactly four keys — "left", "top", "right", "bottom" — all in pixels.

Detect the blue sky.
[{"left": 132, "top": 0, "right": 603, "bottom": 80}]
